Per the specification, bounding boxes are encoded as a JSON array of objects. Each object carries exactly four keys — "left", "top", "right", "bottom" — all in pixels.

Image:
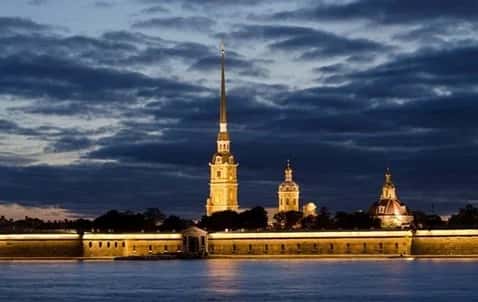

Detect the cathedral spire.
[
  {"left": 381, "top": 168, "right": 397, "bottom": 200},
  {"left": 219, "top": 41, "right": 227, "bottom": 131},
  {"left": 285, "top": 160, "right": 293, "bottom": 182},
  {"left": 216, "top": 42, "right": 231, "bottom": 154}
]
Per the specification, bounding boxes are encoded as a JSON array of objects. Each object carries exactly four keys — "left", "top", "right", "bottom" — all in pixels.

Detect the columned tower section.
[
  {"left": 206, "top": 43, "right": 239, "bottom": 216},
  {"left": 278, "top": 161, "right": 300, "bottom": 212}
]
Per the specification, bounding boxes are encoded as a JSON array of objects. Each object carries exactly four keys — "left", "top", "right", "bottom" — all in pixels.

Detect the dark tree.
[
  {"left": 413, "top": 211, "right": 445, "bottom": 229},
  {"left": 449, "top": 204, "right": 478, "bottom": 228},
  {"left": 93, "top": 210, "right": 146, "bottom": 232},
  {"left": 159, "top": 215, "right": 191, "bottom": 232},
  {"left": 239, "top": 206, "right": 268, "bottom": 230},
  {"left": 315, "top": 207, "right": 334, "bottom": 229},
  {"left": 274, "top": 211, "right": 303, "bottom": 229},
  {"left": 335, "top": 211, "right": 380, "bottom": 229},
  {"left": 200, "top": 210, "right": 240, "bottom": 232},
  {"left": 301, "top": 215, "right": 316, "bottom": 230}
]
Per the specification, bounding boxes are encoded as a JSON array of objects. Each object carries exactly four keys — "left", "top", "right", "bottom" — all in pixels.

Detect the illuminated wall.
[
  {"left": 208, "top": 231, "right": 412, "bottom": 256},
  {"left": 2, "top": 230, "right": 478, "bottom": 258},
  {"left": 82, "top": 233, "right": 183, "bottom": 257},
  {"left": 412, "top": 230, "right": 478, "bottom": 255},
  {"left": 0, "top": 234, "right": 82, "bottom": 258}
]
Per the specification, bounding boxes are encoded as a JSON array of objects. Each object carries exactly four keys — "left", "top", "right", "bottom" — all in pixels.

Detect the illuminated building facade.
[
  {"left": 369, "top": 169, "right": 414, "bottom": 228},
  {"left": 205, "top": 44, "right": 239, "bottom": 216},
  {"left": 278, "top": 161, "right": 300, "bottom": 212}
]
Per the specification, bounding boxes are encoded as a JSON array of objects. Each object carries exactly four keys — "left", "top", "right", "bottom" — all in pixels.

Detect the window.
[
  {"left": 217, "top": 171, "right": 221, "bottom": 177},
  {"left": 210, "top": 244, "right": 215, "bottom": 253},
  {"left": 114, "top": 242, "right": 118, "bottom": 248},
  {"left": 264, "top": 244, "right": 268, "bottom": 252},
  {"left": 232, "top": 244, "right": 236, "bottom": 253},
  {"left": 363, "top": 243, "right": 367, "bottom": 253},
  {"left": 329, "top": 243, "right": 334, "bottom": 251},
  {"left": 313, "top": 243, "right": 317, "bottom": 250},
  {"left": 248, "top": 244, "right": 252, "bottom": 253},
  {"left": 164, "top": 245, "right": 168, "bottom": 252},
  {"left": 281, "top": 244, "right": 285, "bottom": 253},
  {"left": 149, "top": 245, "right": 153, "bottom": 251},
  {"left": 379, "top": 243, "right": 383, "bottom": 251},
  {"left": 297, "top": 243, "right": 301, "bottom": 250},
  {"left": 88, "top": 242, "right": 92, "bottom": 248},
  {"left": 107, "top": 242, "right": 110, "bottom": 248},
  {"left": 346, "top": 243, "right": 351, "bottom": 253},
  {"left": 122, "top": 242, "right": 125, "bottom": 248},
  {"left": 99, "top": 242, "right": 102, "bottom": 248},
  {"left": 378, "top": 206, "right": 385, "bottom": 214},
  {"left": 395, "top": 242, "right": 399, "bottom": 250}
]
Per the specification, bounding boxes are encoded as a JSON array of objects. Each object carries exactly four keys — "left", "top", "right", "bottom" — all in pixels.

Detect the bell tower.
[
  {"left": 205, "top": 43, "right": 239, "bottom": 216},
  {"left": 278, "top": 161, "right": 300, "bottom": 212}
]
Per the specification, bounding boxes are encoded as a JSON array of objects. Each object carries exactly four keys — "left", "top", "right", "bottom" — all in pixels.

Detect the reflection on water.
[
  {"left": 0, "top": 259, "right": 477, "bottom": 302},
  {"left": 206, "top": 259, "right": 240, "bottom": 295}
]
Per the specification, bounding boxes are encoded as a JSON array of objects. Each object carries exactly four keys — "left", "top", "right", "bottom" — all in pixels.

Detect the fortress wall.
[
  {"left": 82, "top": 233, "right": 183, "bottom": 257},
  {"left": 0, "top": 234, "right": 82, "bottom": 258},
  {"left": 208, "top": 231, "right": 413, "bottom": 256},
  {"left": 412, "top": 230, "right": 478, "bottom": 255}
]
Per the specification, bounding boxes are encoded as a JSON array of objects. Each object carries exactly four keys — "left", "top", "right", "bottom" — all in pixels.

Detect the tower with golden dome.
[
  {"left": 278, "top": 161, "right": 300, "bottom": 212},
  {"left": 369, "top": 169, "right": 414, "bottom": 228},
  {"left": 205, "top": 43, "right": 239, "bottom": 216}
]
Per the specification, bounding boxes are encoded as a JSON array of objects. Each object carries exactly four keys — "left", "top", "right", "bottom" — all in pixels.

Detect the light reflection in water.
[{"left": 205, "top": 259, "right": 241, "bottom": 295}]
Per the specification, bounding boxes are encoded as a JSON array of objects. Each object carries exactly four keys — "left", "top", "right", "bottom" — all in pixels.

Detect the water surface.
[{"left": 0, "top": 259, "right": 477, "bottom": 301}]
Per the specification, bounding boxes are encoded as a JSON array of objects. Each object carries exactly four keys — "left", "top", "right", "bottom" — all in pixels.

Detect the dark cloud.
[
  {"left": 0, "top": 54, "right": 206, "bottom": 102},
  {"left": 139, "top": 5, "right": 170, "bottom": 14},
  {"left": 132, "top": 16, "right": 216, "bottom": 32},
  {"left": 0, "top": 17, "right": 51, "bottom": 36},
  {"left": 272, "top": 0, "right": 478, "bottom": 24},
  {"left": 94, "top": 1, "right": 115, "bottom": 8},
  {"left": 222, "top": 25, "right": 390, "bottom": 59}
]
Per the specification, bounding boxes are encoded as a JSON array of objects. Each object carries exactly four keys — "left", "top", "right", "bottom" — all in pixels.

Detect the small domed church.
[{"left": 369, "top": 169, "right": 414, "bottom": 228}]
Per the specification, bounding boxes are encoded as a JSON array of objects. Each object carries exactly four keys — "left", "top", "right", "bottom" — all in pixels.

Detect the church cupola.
[
  {"left": 369, "top": 168, "right": 414, "bottom": 228},
  {"left": 278, "top": 161, "right": 300, "bottom": 212}
]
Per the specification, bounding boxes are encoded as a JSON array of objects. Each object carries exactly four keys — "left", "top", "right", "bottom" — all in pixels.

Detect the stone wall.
[
  {"left": 82, "top": 233, "right": 183, "bottom": 257},
  {"left": 2, "top": 230, "right": 478, "bottom": 258},
  {"left": 412, "top": 230, "right": 478, "bottom": 256},
  {"left": 0, "top": 234, "right": 82, "bottom": 258},
  {"left": 208, "top": 231, "right": 412, "bottom": 256}
]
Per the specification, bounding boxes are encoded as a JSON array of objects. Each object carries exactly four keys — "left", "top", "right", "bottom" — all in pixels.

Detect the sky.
[{"left": 0, "top": 0, "right": 478, "bottom": 219}]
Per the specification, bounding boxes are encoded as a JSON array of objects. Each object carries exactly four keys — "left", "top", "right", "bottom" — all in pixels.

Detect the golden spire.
[
  {"left": 219, "top": 41, "right": 227, "bottom": 126},
  {"left": 285, "top": 160, "right": 293, "bottom": 182}
]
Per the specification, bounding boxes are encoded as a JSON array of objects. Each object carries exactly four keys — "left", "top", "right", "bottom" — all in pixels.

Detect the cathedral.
[
  {"left": 205, "top": 44, "right": 239, "bottom": 216},
  {"left": 369, "top": 169, "right": 414, "bottom": 228},
  {"left": 205, "top": 44, "right": 413, "bottom": 228}
]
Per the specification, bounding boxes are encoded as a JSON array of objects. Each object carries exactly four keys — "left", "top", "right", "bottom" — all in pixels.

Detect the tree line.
[{"left": 1, "top": 204, "right": 478, "bottom": 233}]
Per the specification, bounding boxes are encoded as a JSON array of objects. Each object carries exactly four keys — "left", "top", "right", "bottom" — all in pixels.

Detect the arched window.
[
  {"left": 114, "top": 242, "right": 118, "bottom": 248},
  {"left": 217, "top": 171, "right": 221, "bottom": 177},
  {"left": 99, "top": 242, "right": 102, "bottom": 248},
  {"left": 107, "top": 242, "right": 110, "bottom": 248},
  {"left": 88, "top": 242, "right": 92, "bottom": 248}
]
